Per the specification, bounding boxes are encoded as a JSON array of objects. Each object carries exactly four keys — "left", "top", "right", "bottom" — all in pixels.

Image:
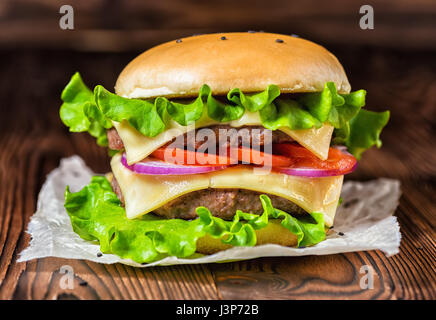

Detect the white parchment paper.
[{"left": 18, "top": 156, "right": 402, "bottom": 267}]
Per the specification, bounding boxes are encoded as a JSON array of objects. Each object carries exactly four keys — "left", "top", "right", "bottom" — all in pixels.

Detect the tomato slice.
[
  {"left": 151, "top": 146, "right": 294, "bottom": 167},
  {"left": 229, "top": 147, "right": 294, "bottom": 167},
  {"left": 151, "top": 143, "right": 356, "bottom": 175},
  {"left": 273, "top": 143, "right": 357, "bottom": 174},
  {"left": 151, "top": 147, "right": 229, "bottom": 166}
]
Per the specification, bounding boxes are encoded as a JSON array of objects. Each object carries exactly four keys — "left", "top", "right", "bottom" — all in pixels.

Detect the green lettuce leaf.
[
  {"left": 60, "top": 73, "right": 389, "bottom": 158},
  {"left": 343, "top": 109, "right": 390, "bottom": 159},
  {"left": 228, "top": 84, "right": 281, "bottom": 112},
  {"left": 94, "top": 85, "right": 167, "bottom": 137},
  {"left": 60, "top": 73, "right": 112, "bottom": 146},
  {"left": 165, "top": 92, "right": 205, "bottom": 126},
  {"left": 299, "top": 82, "right": 344, "bottom": 122},
  {"left": 331, "top": 89, "right": 366, "bottom": 144},
  {"left": 200, "top": 85, "right": 246, "bottom": 122},
  {"left": 298, "top": 83, "right": 389, "bottom": 158},
  {"left": 65, "top": 176, "right": 326, "bottom": 263},
  {"left": 259, "top": 99, "right": 322, "bottom": 130}
]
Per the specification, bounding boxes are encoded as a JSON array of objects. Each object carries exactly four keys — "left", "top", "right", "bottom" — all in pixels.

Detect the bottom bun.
[{"left": 196, "top": 219, "right": 306, "bottom": 254}]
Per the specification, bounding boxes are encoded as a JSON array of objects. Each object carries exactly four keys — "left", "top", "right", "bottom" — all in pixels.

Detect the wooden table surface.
[{"left": 0, "top": 45, "right": 434, "bottom": 300}]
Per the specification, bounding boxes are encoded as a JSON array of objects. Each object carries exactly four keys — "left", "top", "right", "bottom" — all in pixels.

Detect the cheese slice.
[
  {"left": 280, "top": 125, "right": 334, "bottom": 160},
  {"left": 111, "top": 153, "right": 343, "bottom": 226},
  {"left": 115, "top": 111, "right": 334, "bottom": 165}
]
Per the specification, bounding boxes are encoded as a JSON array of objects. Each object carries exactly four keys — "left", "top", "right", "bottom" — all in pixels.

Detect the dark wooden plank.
[
  {"left": 10, "top": 258, "right": 219, "bottom": 300},
  {"left": 1, "top": 0, "right": 436, "bottom": 50}
]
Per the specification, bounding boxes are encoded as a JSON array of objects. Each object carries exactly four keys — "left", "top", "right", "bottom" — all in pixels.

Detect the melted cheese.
[
  {"left": 111, "top": 153, "right": 343, "bottom": 226},
  {"left": 115, "top": 111, "right": 334, "bottom": 165}
]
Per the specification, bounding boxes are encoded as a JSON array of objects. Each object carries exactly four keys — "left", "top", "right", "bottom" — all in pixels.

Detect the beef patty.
[
  {"left": 107, "top": 125, "right": 294, "bottom": 151},
  {"left": 111, "top": 177, "right": 306, "bottom": 220}
]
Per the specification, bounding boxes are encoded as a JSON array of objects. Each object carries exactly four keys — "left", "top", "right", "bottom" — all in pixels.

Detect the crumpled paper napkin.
[{"left": 18, "top": 156, "right": 401, "bottom": 267}]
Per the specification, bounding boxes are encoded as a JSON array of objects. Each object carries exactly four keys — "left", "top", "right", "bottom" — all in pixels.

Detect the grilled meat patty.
[
  {"left": 107, "top": 127, "right": 124, "bottom": 150},
  {"left": 107, "top": 125, "right": 294, "bottom": 151},
  {"left": 111, "top": 176, "right": 306, "bottom": 220}
]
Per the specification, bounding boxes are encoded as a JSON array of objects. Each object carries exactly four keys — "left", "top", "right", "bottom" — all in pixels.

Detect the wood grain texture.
[
  {"left": 11, "top": 258, "right": 219, "bottom": 300},
  {"left": 1, "top": 0, "right": 436, "bottom": 50},
  {"left": 0, "top": 44, "right": 434, "bottom": 299}
]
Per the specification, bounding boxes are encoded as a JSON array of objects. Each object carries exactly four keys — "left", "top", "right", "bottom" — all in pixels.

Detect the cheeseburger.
[{"left": 60, "top": 32, "right": 389, "bottom": 263}]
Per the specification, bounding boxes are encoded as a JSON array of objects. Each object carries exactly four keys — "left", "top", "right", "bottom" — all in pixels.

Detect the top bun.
[{"left": 115, "top": 32, "right": 351, "bottom": 99}]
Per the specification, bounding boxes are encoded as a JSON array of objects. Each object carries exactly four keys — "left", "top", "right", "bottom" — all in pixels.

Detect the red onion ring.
[
  {"left": 277, "top": 161, "right": 357, "bottom": 177},
  {"left": 121, "top": 153, "right": 230, "bottom": 175}
]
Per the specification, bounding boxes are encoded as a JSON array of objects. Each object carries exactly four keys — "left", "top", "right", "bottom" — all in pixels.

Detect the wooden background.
[{"left": 0, "top": 0, "right": 435, "bottom": 300}]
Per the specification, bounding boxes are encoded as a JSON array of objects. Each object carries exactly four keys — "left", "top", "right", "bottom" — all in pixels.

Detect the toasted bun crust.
[
  {"left": 115, "top": 32, "right": 351, "bottom": 99},
  {"left": 196, "top": 220, "right": 302, "bottom": 254}
]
